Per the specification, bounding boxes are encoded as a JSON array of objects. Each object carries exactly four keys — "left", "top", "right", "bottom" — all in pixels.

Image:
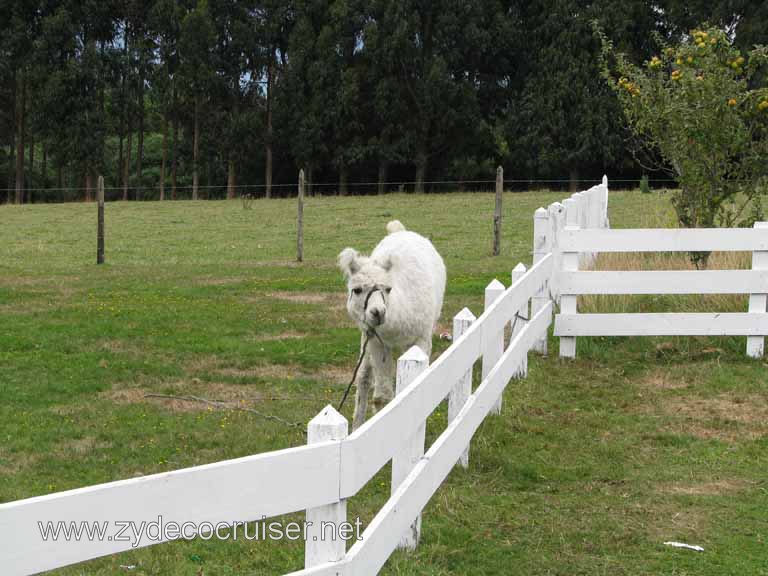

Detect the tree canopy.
[{"left": 0, "top": 0, "right": 763, "bottom": 202}]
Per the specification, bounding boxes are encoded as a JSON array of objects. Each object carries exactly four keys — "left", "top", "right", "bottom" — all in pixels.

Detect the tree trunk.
[
  {"left": 15, "top": 69, "right": 26, "bottom": 204},
  {"left": 85, "top": 167, "right": 93, "bottom": 202},
  {"left": 414, "top": 131, "right": 428, "bottom": 194},
  {"left": 265, "top": 50, "right": 274, "bottom": 199},
  {"left": 569, "top": 167, "right": 579, "bottom": 192},
  {"left": 41, "top": 143, "right": 47, "bottom": 189},
  {"left": 227, "top": 152, "right": 236, "bottom": 199},
  {"left": 6, "top": 142, "right": 13, "bottom": 204},
  {"left": 339, "top": 163, "right": 348, "bottom": 196},
  {"left": 27, "top": 132, "right": 34, "bottom": 203},
  {"left": 159, "top": 114, "right": 167, "bottom": 201},
  {"left": 136, "top": 70, "right": 144, "bottom": 199},
  {"left": 118, "top": 27, "right": 128, "bottom": 195},
  {"left": 377, "top": 159, "right": 388, "bottom": 195},
  {"left": 192, "top": 95, "right": 200, "bottom": 200},
  {"left": 123, "top": 119, "right": 132, "bottom": 201},
  {"left": 171, "top": 80, "right": 178, "bottom": 200}
]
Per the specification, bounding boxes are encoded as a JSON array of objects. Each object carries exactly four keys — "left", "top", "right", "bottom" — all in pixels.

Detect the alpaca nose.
[{"left": 370, "top": 307, "right": 386, "bottom": 325}]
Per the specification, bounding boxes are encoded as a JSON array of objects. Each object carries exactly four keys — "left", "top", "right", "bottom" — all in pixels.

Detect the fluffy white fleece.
[{"left": 338, "top": 220, "right": 446, "bottom": 429}]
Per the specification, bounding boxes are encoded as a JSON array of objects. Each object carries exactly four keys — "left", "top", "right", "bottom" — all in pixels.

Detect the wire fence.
[{"left": 0, "top": 177, "right": 681, "bottom": 194}]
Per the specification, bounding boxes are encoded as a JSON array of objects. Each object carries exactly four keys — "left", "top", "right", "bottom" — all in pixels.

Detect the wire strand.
[{"left": 0, "top": 177, "right": 687, "bottom": 193}]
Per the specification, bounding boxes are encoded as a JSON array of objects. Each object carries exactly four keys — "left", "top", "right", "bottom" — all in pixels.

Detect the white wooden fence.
[
  {"left": 541, "top": 189, "right": 768, "bottom": 358},
  {"left": 0, "top": 255, "right": 553, "bottom": 575}
]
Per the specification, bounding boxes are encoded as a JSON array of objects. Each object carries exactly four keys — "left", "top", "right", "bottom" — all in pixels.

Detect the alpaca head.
[{"left": 338, "top": 247, "right": 394, "bottom": 331}]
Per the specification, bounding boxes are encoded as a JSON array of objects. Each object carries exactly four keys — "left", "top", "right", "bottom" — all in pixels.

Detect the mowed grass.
[{"left": 1, "top": 190, "right": 767, "bottom": 575}]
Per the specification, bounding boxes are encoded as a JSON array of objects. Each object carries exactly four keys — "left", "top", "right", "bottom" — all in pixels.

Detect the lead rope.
[
  {"left": 337, "top": 334, "right": 370, "bottom": 412},
  {"left": 510, "top": 310, "right": 530, "bottom": 335}
]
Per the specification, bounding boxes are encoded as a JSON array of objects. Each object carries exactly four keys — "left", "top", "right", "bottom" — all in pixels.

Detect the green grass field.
[{"left": 1, "top": 191, "right": 767, "bottom": 575}]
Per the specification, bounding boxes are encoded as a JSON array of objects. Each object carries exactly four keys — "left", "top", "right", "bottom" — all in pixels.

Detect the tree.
[
  {"left": 178, "top": 0, "right": 216, "bottom": 200},
  {"left": 598, "top": 24, "right": 768, "bottom": 263}
]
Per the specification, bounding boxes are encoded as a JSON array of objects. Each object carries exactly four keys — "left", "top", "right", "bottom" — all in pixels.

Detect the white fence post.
[
  {"left": 532, "top": 208, "right": 550, "bottom": 355},
  {"left": 450, "top": 308, "right": 476, "bottom": 469},
  {"left": 747, "top": 221, "right": 768, "bottom": 358},
  {"left": 548, "top": 201, "right": 565, "bottom": 302},
  {"left": 392, "top": 345, "right": 429, "bottom": 550},
  {"left": 305, "top": 405, "right": 348, "bottom": 569},
  {"left": 601, "top": 175, "right": 610, "bottom": 228},
  {"left": 512, "top": 263, "right": 528, "bottom": 377},
  {"left": 560, "top": 198, "right": 579, "bottom": 358},
  {"left": 483, "top": 279, "right": 506, "bottom": 414}
]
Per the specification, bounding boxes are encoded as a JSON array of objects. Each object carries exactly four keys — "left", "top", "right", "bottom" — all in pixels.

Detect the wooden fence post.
[
  {"left": 532, "top": 207, "right": 550, "bottom": 354},
  {"left": 96, "top": 175, "right": 105, "bottom": 265},
  {"left": 492, "top": 166, "right": 503, "bottom": 256},
  {"left": 747, "top": 221, "right": 768, "bottom": 358},
  {"left": 297, "top": 169, "right": 305, "bottom": 262},
  {"left": 511, "top": 263, "right": 529, "bottom": 377},
  {"left": 392, "top": 345, "right": 429, "bottom": 550},
  {"left": 305, "top": 405, "right": 348, "bottom": 568},
  {"left": 483, "top": 279, "right": 505, "bottom": 414},
  {"left": 601, "top": 175, "right": 610, "bottom": 228},
  {"left": 547, "top": 201, "right": 565, "bottom": 303},
  {"left": 450, "top": 307, "right": 475, "bottom": 469},
  {"left": 560, "top": 197, "right": 579, "bottom": 358}
]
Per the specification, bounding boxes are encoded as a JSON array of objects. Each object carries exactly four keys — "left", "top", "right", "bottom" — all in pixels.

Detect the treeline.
[{"left": 1, "top": 0, "right": 766, "bottom": 203}]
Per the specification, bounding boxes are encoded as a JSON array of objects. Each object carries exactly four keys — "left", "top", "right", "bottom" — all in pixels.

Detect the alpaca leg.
[
  {"left": 414, "top": 335, "right": 432, "bottom": 360},
  {"left": 352, "top": 337, "right": 372, "bottom": 431},
  {"left": 370, "top": 340, "right": 394, "bottom": 414}
]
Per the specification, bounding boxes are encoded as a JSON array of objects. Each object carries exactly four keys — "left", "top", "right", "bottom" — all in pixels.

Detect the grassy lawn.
[{"left": 1, "top": 190, "right": 766, "bottom": 575}]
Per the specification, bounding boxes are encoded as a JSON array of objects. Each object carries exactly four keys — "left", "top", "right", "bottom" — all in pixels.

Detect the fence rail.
[
  {"left": 560, "top": 270, "right": 768, "bottom": 295},
  {"left": 560, "top": 227, "right": 768, "bottom": 252}
]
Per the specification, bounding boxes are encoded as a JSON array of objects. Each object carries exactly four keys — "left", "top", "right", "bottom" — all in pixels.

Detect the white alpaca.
[{"left": 338, "top": 220, "right": 446, "bottom": 430}]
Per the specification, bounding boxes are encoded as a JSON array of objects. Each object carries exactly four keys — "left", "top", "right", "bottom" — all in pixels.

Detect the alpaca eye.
[
  {"left": 352, "top": 288, "right": 363, "bottom": 295},
  {"left": 385, "top": 288, "right": 392, "bottom": 294}
]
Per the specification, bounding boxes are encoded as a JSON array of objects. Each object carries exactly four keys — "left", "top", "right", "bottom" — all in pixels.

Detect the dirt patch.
[
  {"left": 252, "top": 331, "right": 307, "bottom": 342},
  {"left": 647, "top": 505, "right": 707, "bottom": 541},
  {"left": 55, "top": 436, "right": 112, "bottom": 456},
  {"left": 0, "top": 451, "right": 39, "bottom": 475},
  {"left": 213, "top": 363, "right": 349, "bottom": 385},
  {"left": 195, "top": 276, "right": 245, "bottom": 286},
  {"left": 640, "top": 370, "right": 690, "bottom": 390},
  {"left": 184, "top": 354, "right": 223, "bottom": 374},
  {"left": 663, "top": 393, "right": 768, "bottom": 441},
  {"left": 100, "top": 377, "right": 332, "bottom": 413},
  {"left": 659, "top": 478, "right": 753, "bottom": 496},
  {"left": 265, "top": 291, "right": 345, "bottom": 307},
  {"left": 95, "top": 339, "right": 148, "bottom": 356}
]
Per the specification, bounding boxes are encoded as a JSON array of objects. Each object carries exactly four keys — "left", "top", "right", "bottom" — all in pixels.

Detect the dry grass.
[
  {"left": 661, "top": 393, "right": 768, "bottom": 442},
  {"left": 580, "top": 251, "right": 752, "bottom": 314},
  {"left": 659, "top": 479, "right": 753, "bottom": 496}
]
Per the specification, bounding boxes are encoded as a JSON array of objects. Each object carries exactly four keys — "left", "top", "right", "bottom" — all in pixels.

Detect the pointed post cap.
[
  {"left": 400, "top": 345, "right": 429, "bottom": 364},
  {"left": 308, "top": 404, "right": 348, "bottom": 442},
  {"left": 485, "top": 278, "right": 505, "bottom": 292},
  {"left": 308, "top": 404, "right": 347, "bottom": 428},
  {"left": 602, "top": 174, "right": 608, "bottom": 187},
  {"left": 513, "top": 262, "right": 527, "bottom": 273},
  {"left": 454, "top": 307, "right": 477, "bottom": 322},
  {"left": 534, "top": 207, "right": 548, "bottom": 218}
]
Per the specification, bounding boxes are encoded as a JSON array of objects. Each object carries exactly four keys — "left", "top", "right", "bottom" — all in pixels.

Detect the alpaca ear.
[
  {"left": 378, "top": 254, "right": 395, "bottom": 272},
  {"left": 338, "top": 248, "right": 360, "bottom": 279}
]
